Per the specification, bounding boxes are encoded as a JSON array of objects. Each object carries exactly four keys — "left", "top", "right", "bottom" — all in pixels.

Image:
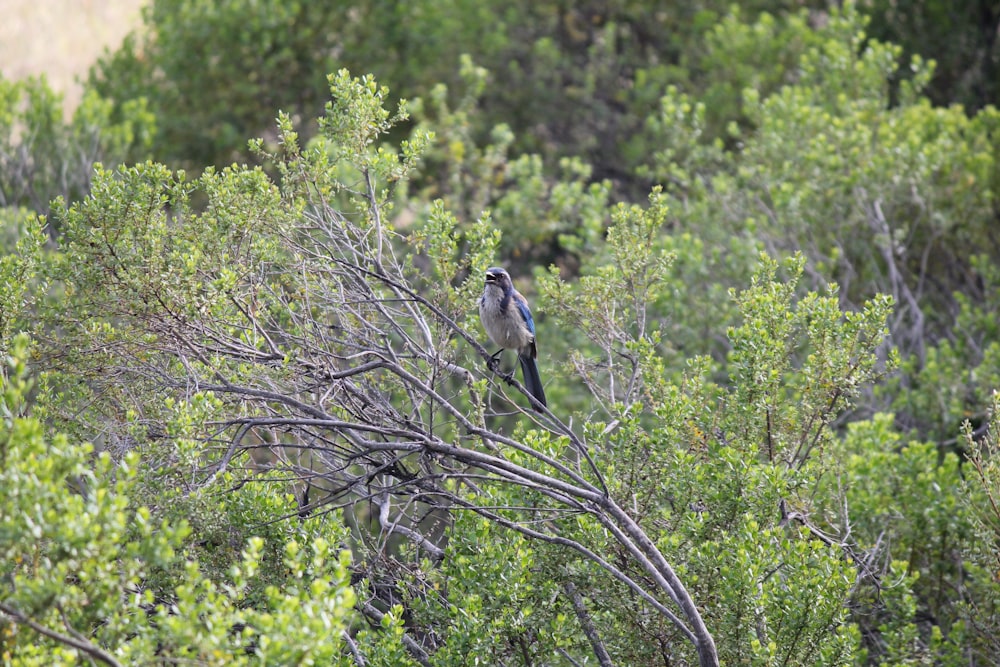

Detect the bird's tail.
[{"left": 518, "top": 354, "right": 547, "bottom": 411}]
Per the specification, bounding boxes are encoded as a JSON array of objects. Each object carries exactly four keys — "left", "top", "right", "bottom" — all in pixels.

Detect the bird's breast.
[{"left": 479, "top": 297, "right": 532, "bottom": 349}]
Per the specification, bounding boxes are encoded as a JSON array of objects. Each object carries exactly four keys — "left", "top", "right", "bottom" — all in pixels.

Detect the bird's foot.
[
  {"left": 485, "top": 352, "right": 514, "bottom": 383},
  {"left": 486, "top": 349, "right": 503, "bottom": 373}
]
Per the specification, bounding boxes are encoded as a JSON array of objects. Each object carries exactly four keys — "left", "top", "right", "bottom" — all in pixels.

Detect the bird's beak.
[{"left": 484, "top": 273, "right": 497, "bottom": 284}]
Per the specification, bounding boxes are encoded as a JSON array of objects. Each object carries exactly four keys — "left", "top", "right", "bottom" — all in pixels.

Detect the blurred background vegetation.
[{"left": 4, "top": 0, "right": 1000, "bottom": 664}]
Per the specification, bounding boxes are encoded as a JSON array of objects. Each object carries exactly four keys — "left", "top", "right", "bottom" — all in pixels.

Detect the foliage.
[
  {"left": 32, "top": 69, "right": 721, "bottom": 664},
  {"left": 32, "top": 62, "right": 910, "bottom": 664},
  {"left": 862, "top": 0, "right": 1000, "bottom": 113},
  {"left": 7, "top": 0, "right": 1000, "bottom": 664},
  {"left": 812, "top": 413, "right": 1000, "bottom": 664},
  {"left": 88, "top": 0, "right": 349, "bottom": 169},
  {"left": 642, "top": 3, "right": 1000, "bottom": 440},
  {"left": 88, "top": 0, "right": 832, "bottom": 187},
  {"left": 0, "top": 209, "right": 45, "bottom": 358},
  {"left": 0, "top": 75, "right": 153, "bottom": 218},
  {"left": 541, "top": 237, "right": 893, "bottom": 663},
  {"left": 0, "top": 335, "right": 364, "bottom": 666}
]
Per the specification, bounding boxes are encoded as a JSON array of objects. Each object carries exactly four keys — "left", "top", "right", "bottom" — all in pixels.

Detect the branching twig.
[
  {"left": 357, "top": 601, "right": 430, "bottom": 666},
  {"left": 0, "top": 602, "right": 124, "bottom": 667},
  {"left": 564, "top": 581, "right": 615, "bottom": 667}
]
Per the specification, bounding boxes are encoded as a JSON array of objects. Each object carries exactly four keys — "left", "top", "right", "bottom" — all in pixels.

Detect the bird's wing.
[{"left": 514, "top": 293, "right": 535, "bottom": 335}]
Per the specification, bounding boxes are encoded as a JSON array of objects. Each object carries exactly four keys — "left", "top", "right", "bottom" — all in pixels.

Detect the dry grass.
[{"left": 0, "top": 0, "right": 145, "bottom": 111}]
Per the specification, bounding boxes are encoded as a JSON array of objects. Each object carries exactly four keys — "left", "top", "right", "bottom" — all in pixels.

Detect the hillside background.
[{"left": 1, "top": 0, "right": 144, "bottom": 111}]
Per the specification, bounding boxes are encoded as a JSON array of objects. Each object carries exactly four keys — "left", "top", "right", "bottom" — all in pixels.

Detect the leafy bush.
[
  {"left": 88, "top": 0, "right": 830, "bottom": 180},
  {"left": 0, "top": 75, "right": 153, "bottom": 217},
  {"left": 0, "top": 335, "right": 362, "bottom": 665},
  {"left": 6, "top": 1, "right": 1000, "bottom": 664}
]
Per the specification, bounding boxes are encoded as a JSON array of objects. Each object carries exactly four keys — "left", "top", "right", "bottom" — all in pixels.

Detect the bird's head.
[{"left": 484, "top": 267, "right": 511, "bottom": 289}]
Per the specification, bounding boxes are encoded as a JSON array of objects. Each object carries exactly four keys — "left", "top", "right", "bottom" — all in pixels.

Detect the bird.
[{"left": 478, "top": 267, "right": 547, "bottom": 411}]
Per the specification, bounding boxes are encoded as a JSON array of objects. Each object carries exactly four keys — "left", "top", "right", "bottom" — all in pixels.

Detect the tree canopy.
[{"left": 3, "top": 1, "right": 1000, "bottom": 665}]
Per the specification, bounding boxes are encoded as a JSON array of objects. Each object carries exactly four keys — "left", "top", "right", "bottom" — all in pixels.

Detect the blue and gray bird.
[{"left": 478, "top": 267, "right": 547, "bottom": 411}]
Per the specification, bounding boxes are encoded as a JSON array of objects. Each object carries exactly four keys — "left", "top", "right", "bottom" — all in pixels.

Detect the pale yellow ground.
[{"left": 0, "top": 0, "right": 145, "bottom": 112}]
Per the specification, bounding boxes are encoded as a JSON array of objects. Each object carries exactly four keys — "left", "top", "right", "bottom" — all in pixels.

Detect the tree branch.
[{"left": 0, "top": 602, "right": 124, "bottom": 667}]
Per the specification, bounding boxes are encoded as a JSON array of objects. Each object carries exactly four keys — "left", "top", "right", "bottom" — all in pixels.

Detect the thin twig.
[{"left": 0, "top": 602, "right": 124, "bottom": 667}]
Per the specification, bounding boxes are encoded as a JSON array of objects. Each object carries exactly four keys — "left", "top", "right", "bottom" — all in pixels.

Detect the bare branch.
[
  {"left": 0, "top": 602, "right": 124, "bottom": 667},
  {"left": 342, "top": 629, "right": 367, "bottom": 666},
  {"left": 564, "top": 581, "right": 615, "bottom": 667},
  {"left": 373, "top": 490, "right": 446, "bottom": 562},
  {"left": 357, "top": 601, "right": 431, "bottom": 667}
]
